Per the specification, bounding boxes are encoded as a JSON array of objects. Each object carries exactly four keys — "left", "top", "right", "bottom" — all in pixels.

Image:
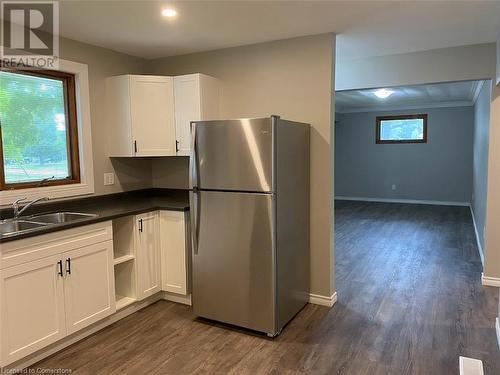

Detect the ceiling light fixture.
[
  {"left": 161, "top": 8, "right": 177, "bottom": 17},
  {"left": 374, "top": 88, "right": 394, "bottom": 99}
]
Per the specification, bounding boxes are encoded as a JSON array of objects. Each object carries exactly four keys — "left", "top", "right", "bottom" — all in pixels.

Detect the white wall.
[
  {"left": 496, "top": 36, "right": 500, "bottom": 85},
  {"left": 485, "top": 84, "right": 500, "bottom": 278},
  {"left": 336, "top": 43, "right": 496, "bottom": 91}
]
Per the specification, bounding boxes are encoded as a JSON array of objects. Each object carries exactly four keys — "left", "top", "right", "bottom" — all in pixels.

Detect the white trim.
[
  {"left": 496, "top": 317, "right": 500, "bottom": 350},
  {"left": 472, "top": 80, "right": 485, "bottom": 104},
  {"left": 162, "top": 291, "right": 192, "bottom": 306},
  {"left": 335, "top": 196, "right": 470, "bottom": 207},
  {"left": 481, "top": 273, "right": 500, "bottom": 287},
  {"left": 336, "top": 100, "right": 474, "bottom": 114},
  {"left": 459, "top": 356, "right": 484, "bottom": 375},
  {"left": 309, "top": 292, "right": 337, "bottom": 307},
  {"left": 469, "top": 206, "right": 485, "bottom": 266},
  {"left": 0, "top": 59, "right": 94, "bottom": 206}
]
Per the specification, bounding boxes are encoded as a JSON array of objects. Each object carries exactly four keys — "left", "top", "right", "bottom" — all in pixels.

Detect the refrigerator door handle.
[
  {"left": 189, "top": 121, "right": 199, "bottom": 189},
  {"left": 190, "top": 121, "right": 200, "bottom": 255},
  {"left": 189, "top": 189, "right": 200, "bottom": 255}
]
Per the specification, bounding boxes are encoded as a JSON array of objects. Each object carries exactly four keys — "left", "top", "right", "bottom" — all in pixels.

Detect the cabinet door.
[
  {"left": 0, "top": 255, "right": 66, "bottom": 366},
  {"left": 174, "top": 75, "right": 201, "bottom": 156},
  {"left": 160, "top": 211, "right": 188, "bottom": 295},
  {"left": 136, "top": 212, "right": 161, "bottom": 299},
  {"left": 63, "top": 241, "right": 116, "bottom": 335},
  {"left": 130, "top": 75, "right": 176, "bottom": 156}
]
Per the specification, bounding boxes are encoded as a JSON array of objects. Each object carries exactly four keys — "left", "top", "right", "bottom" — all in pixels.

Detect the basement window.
[
  {"left": 0, "top": 69, "right": 80, "bottom": 190},
  {"left": 376, "top": 114, "right": 427, "bottom": 144}
]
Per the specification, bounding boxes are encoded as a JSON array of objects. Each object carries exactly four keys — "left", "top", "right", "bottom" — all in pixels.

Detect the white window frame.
[{"left": 0, "top": 59, "right": 95, "bottom": 205}]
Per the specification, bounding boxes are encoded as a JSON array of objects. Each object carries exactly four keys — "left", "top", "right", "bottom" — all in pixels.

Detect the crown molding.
[{"left": 472, "top": 80, "right": 485, "bottom": 104}]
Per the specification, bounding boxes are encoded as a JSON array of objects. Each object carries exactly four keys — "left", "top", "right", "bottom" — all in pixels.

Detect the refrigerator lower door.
[{"left": 191, "top": 190, "right": 276, "bottom": 334}]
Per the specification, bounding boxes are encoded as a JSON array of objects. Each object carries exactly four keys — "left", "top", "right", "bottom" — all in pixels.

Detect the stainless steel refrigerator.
[{"left": 189, "top": 115, "right": 310, "bottom": 337}]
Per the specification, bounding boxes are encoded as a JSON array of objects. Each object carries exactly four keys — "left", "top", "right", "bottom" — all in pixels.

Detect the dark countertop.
[{"left": 0, "top": 189, "right": 189, "bottom": 243}]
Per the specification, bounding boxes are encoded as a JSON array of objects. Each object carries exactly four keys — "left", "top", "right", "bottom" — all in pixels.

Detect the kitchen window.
[
  {"left": 0, "top": 69, "right": 80, "bottom": 190},
  {"left": 376, "top": 114, "right": 427, "bottom": 144}
]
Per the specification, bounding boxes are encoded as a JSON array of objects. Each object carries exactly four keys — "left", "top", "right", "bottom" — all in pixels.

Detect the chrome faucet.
[{"left": 13, "top": 197, "right": 49, "bottom": 218}]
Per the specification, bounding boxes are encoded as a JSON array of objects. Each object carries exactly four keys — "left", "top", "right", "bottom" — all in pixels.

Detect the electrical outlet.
[
  {"left": 104, "top": 173, "right": 115, "bottom": 186},
  {"left": 391, "top": 184, "right": 396, "bottom": 191}
]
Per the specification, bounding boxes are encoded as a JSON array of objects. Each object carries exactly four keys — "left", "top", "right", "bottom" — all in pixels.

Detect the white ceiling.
[
  {"left": 335, "top": 80, "right": 485, "bottom": 113},
  {"left": 45, "top": 1, "right": 500, "bottom": 59}
]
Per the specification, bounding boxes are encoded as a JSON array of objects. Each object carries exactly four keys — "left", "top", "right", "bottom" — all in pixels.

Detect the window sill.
[{"left": 0, "top": 182, "right": 94, "bottom": 206}]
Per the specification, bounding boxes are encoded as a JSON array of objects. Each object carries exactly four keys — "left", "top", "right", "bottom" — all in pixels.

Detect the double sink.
[{"left": 0, "top": 212, "right": 98, "bottom": 237}]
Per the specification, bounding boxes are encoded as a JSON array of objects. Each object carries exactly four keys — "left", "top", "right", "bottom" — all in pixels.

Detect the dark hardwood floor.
[{"left": 32, "top": 201, "right": 499, "bottom": 374}]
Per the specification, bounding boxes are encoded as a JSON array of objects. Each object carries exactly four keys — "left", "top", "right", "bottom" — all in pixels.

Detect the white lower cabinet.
[
  {"left": 112, "top": 210, "right": 189, "bottom": 307},
  {"left": 160, "top": 211, "right": 188, "bottom": 295},
  {"left": 0, "top": 222, "right": 115, "bottom": 367},
  {"left": 135, "top": 212, "right": 161, "bottom": 299},
  {"left": 0, "top": 210, "right": 190, "bottom": 367},
  {"left": 63, "top": 242, "right": 115, "bottom": 335},
  {"left": 0, "top": 255, "right": 66, "bottom": 365}
]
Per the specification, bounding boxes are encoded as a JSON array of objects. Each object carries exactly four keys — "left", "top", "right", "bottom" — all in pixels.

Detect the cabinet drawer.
[{"left": 0, "top": 221, "right": 112, "bottom": 269}]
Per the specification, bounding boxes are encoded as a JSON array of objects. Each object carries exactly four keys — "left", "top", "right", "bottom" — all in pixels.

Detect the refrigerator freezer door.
[
  {"left": 193, "top": 118, "right": 274, "bottom": 192},
  {"left": 191, "top": 190, "right": 276, "bottom": 334}
]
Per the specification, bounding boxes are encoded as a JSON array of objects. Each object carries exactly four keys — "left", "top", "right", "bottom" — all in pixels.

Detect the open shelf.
[
  {"left": 114, "top": 254, "right": 135, "bottom": 266},
  {"left": 112, "top": 216, "right": 135, "bottom": 259},
  {"left": 115, "top": 295, "right": 136, "bottom": 310},
  {"left": 114, "top": 258, "right": 136, "bottom": 310}
]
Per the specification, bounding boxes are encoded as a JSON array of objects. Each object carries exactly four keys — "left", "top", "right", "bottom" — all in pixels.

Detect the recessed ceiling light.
[
  {"left": 374, "top": 88, "right": 394, "bottom": 99},
  {"left": 161, "top": 8, "right": 177, "bottom": 17}
]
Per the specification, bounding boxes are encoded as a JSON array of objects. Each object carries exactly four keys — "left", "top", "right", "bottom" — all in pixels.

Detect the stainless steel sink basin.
[
  {"left": 0, "top": 212, "right": 98, "bottom": 238},
  {"left": 0, "top": 220, "right": 48, "bottom": 236},
  {"left": 29, "top": 212, "right": 97, "bottom": 224}
]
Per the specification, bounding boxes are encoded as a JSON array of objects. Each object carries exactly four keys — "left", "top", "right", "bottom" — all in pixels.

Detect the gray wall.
[
  {"left": 148, "top": 34, "right": 336, "bottom": 298},
  {"left": 59, "top": 37, "right": 153, "bottom": 196},
  {"left": 472, "top": 81, "right": 492, "bottom": 255},
  {"left": 335, "top": 106, "right": 473, "bottom": 203}
]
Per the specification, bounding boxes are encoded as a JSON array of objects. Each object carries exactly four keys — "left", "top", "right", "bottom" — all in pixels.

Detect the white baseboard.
[
  {"left": 162, "top": 291, "right": 192, "bottom": 305},
  {"left": 481, "top": 273, "right": 500, "bottom": 287},
  {"left": 309, "top": 292, "right": 337, "bottom": 307},
  {"left": 470, "top": 206, "right": 485, "bottom": 267},
  {"left": 496, "top": 318, "right": 500, "bottom": 350},
  {"left": 335, "top": 196, "right": 470, "bottom": 207}
]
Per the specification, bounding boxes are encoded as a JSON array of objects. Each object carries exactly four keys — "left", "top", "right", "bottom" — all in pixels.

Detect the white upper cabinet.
[
  {"left": 107, "top": 75, "right": 176, "bottom": 157},
  {"left": 173, "top": 74, "right": 220, "bottom": 155}
]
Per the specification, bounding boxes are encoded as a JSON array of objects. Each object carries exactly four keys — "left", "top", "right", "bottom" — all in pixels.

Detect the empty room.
[{"left": 334, "top": 79, "right": 497, "bottom": 371}]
